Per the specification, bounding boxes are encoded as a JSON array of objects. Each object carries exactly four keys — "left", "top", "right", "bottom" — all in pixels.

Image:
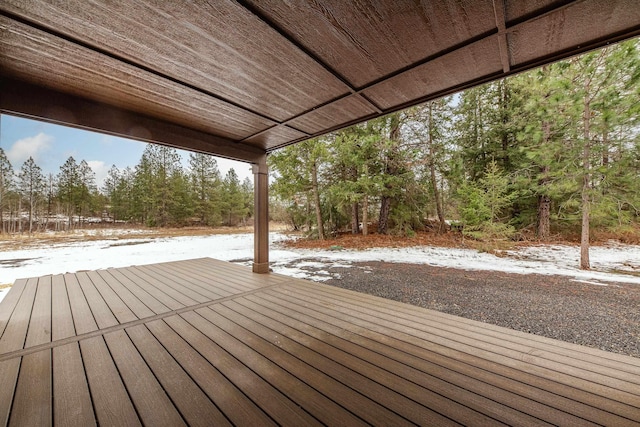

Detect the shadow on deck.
[{"left": 0, "top": 258, "right": 638, "bottom": 426}]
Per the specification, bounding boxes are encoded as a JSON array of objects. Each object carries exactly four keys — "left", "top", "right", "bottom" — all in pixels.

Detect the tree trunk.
[
  {"left": 362, "top": 196, "right": 368, "bottom": 236},
  {"left": 601, "top": 126, "right": 609, "bottom": 191},
  {"left": 311, "top": 161, "right": 324, "bottom": 240},
  {"left": 580, "top": 94, "right": 591, "bottom": 270},
  {"left": 500, "top": 80, "right": 510, "bottom": 169},
  {"left": 428, "top": 103, "right": 446, "bottom": 233},
  {"left": 18, "top": 197, "right": 22, "bottom": 234},
  {"left": 351, "top": 202, "right": 359, "bottom": 234},
  {"left": 537, "top": 193, "right": 551, "bottom": 241},
  {"left": 537, "top": 122, "right": 551, "bottom": 241},
  {"left": 378, "top": 196, "right": 391, "bottom": 235},
  {"left": 378, "top": 114, "right": 401, "bottom": 235},
  {"left": 28, "top": 195, "right": 33, "bottom": 234}
]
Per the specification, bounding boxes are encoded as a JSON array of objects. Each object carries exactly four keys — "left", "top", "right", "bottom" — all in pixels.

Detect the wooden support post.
[{"left": 253, "top": 156, "right": 269, "bottom": 274}]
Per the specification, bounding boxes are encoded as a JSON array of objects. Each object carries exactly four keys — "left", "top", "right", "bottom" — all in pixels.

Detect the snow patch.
[
  {"left": 0, "top": 288, "right": 9, "bottom": 304},
  {"left": 1, "top": 232, "right": 640, "bottom": 299},
  {"left": 571, "top": 279, "right": 609, "bottom": 286}
]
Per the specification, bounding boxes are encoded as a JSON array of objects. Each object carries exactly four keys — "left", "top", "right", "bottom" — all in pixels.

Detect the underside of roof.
[{"left": 1, "top": 1, "right": 640, "bottom": 163}]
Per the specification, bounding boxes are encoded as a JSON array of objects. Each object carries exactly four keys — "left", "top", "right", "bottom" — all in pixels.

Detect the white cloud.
[
  {"left": 216, "top": 157, "right": 253, "bottom": 182},
  {"left": 7, "top": 132, "right": 54, "bottom": 165},
  {"left": 87, "top": 160, "right": 110, "bottom": 189}
]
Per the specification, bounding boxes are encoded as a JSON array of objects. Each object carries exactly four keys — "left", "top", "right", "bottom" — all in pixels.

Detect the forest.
[
  {"left": 0, "top": 143, "right": 254, "bottom": 232},
  {"left": 269, "top": 40, "right": 640, "bottom": 268}
]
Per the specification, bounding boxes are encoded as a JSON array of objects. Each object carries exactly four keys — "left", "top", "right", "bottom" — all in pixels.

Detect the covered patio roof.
[{"left": 1, "top": 1, "right": 640, "bottom": 163}]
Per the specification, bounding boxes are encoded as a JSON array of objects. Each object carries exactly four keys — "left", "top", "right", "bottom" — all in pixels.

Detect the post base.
[{"left": 252, "top": 262, "right": 270, "bottom": 274}]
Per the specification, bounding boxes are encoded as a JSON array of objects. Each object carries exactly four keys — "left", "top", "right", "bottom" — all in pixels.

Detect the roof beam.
[
  {"left": 0, "top": 78, "right": 267, "bottom": 164},
  {"left": 493, "top": 0, "right": 511, "bottom": 73}
]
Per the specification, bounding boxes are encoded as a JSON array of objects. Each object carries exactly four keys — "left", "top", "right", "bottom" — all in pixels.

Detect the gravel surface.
[{"left": 291, "top": 260, "right": 640, "bottom": 358}]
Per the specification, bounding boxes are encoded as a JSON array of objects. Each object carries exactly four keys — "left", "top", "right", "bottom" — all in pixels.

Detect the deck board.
[
  {"left": 125, "top": 324, "right": 232, "bottom": 427},
  {"left": 52, "top": 343, "right": 95, "bottom": 426},
  {"left": 0, "top": 257, "right": 639, "bottom": 426},
  {"left": 273, "top": 283, "right": 640, "bottom": 403},
  {"left": 0, "top": 279, "right": 27, "bottom": 339},
  {"left": 306, "top": 278, "right": 640, "bottom": 374},
  {"left": 238, "top": 293, "right": 627, "bottom": 425},
  {"left": 145, "top": 319, "right": 276, "bottom": 427},
  {"left": 51, "top": 275, "right": 76, "bottom": 341},
  {"left": 0, "top": 358, "right": 20, "bottom": 426},
  {"left": 10, "top": 350, "right": 51, "bottom": 427},
  {"left": 80, "top": 336, "right": 141, "bottom": 426},
  {"left": 0, "top": 278, "right": 37, "bottom": 353},
  {"left": 104, "top": 329, "right": 187, "bottom": 426}
]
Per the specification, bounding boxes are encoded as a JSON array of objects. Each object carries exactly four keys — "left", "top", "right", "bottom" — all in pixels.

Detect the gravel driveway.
[{"left": 308, "top": 261, "right": 640, "bottom": 358}]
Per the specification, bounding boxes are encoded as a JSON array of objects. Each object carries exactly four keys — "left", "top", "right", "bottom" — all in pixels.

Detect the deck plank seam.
[
  {"left": 101, "top": 268, "right": 172, "bottom": 316},
  {"left": 160, "top": 315, "right": 299, "bottom": 426},
  {"left": 157, "top": 261, "right": 262, "bottom": 295},
  {"left": 65, "top": 273, "right": 100, "bottom": 335},
  {"left": 173, "top": 258, "right": 285, "bottom": 289},
  {"left": 115, "top": 267, "right": 186, "bottom": 311},
  {"left": 141, "top": 264, "right": 231, "bottom": 300},
  {"left": 75, "top": 340, "right": 100, "bottom": 426},
  {"left": 123, "top": 266, "right": 200, "bottom": 307},
  {"left": 0, "top": 281, "right": 294, "bottom": 362},
  {"left": 230, "top": 296, "right": 561, "bottom": 424},
  {"left": 1, "top": 278, "right": 38, "bottom": 353},
  {"left": 3, "top": 356, "right": 23, "bottom": 426},
  {"left": 0, "top": 279, "right": 28, "bottom": 340},
  {"left": 99, "top": 333, "right": 145, "bottom": 425},
  {"left": 90, "top": 270, "right": 152, "bottom": 322},
  {"left": 133, "top": 264, "right": 224, "bottom": 303},
  {"left": 84, "top": 271, "right": 134, "bottom": 327}
]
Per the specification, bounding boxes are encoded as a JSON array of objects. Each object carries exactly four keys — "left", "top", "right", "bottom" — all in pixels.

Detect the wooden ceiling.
[{"left": 1, "top": 1, "right": 639, "bottom": 163}]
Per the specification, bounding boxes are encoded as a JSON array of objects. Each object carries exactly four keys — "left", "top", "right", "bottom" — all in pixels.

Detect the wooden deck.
[{"left": 0, "top": 258, "right": 638, "bottom": 426}]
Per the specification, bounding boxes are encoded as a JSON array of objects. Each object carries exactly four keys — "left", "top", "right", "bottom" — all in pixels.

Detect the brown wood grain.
[
  {"left": 80, "top": 336, "right": 140, "bottom": 426},
  {"left": 126, "top": 324, "right": 231, "bottom": 427},
  {"left": 104, "top": 329, "right": 186, "bottom": 426},
  {"left": 0, "top": 278, "right": 38, "bottom": 353},
  {"left": 53, "top": 343, "right": 95, "bottom": 426},
  {"left": 10, "top": 350, "right": 52, "bottom": 426}
]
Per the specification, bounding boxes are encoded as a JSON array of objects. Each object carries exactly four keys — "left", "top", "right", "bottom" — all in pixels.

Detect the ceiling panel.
[
  {"left": 0, "top": 16, "right": 276, "bottom": 141},
  {"left": 504, "top": 0, "right": 570, "bottom": 23},
  {"left": 1, "top": 0, "right": 349, "bottom": 122},
  {"left": 508, "top": 0, "right": 640, "bottom": 66},
  {"left": 362, "top": 36, "right": 503, "bottom": 110},
  {"left": 243, "top": 125, "right": 308, "bottom": 151},
  {"left": 287, "top": 95, "right": 379, "bottom": 135},
  {"left": 244, "top": 0, "right": 497, "bottom": 88}
]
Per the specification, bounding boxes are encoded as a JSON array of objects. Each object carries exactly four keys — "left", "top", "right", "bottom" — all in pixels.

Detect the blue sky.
[{"left": 0, "top": 114, "right": 254, "bottom": 187}]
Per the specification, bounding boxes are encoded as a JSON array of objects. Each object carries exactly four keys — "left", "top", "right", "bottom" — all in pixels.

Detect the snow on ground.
[
  {"left": 0, "top": 287, "right": 9, "bottom": 303},
  {"left": 1, "top": 232, "right": 639, "bottom": 303}
]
